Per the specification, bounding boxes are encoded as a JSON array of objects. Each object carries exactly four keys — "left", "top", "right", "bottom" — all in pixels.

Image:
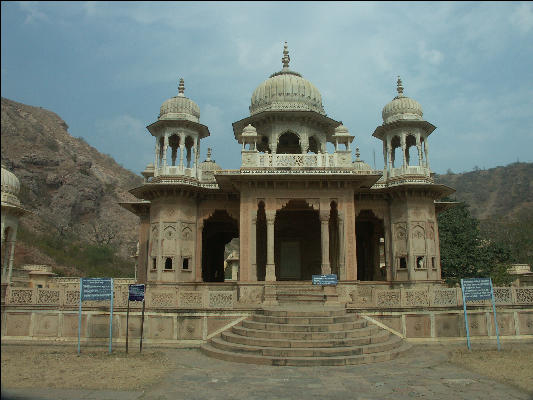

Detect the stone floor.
[{"left": 2, "top": 343, "right": 532, "bottom": 400}]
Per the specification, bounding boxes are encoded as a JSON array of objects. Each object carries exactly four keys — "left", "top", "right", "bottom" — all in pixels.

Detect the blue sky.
[{"left": 2, "top": 2, "right": 533, "bottom": 175}]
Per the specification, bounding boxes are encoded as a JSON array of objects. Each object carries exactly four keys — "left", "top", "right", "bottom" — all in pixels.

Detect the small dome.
[
  {"left": 1, "top": 165, "right": 21, "bottom": 206},
  {"left": 199, "top": 148, "right": 222, "bottom": 172},
  {"left": 352, "top": 148, "right": 372, "bottom": 172},
  {"left": 334, "top": 124, "right": 350, "bottom": 136},
  {"left": 242, "top": 124, "right": 258, "bottom": 137},
  {"left": 249, "top": 42, "right": 325, "bottom": 116},
  {"left": 382, "top": 77, "right": 423, "bottom": 124},
  {"left": 159, "top": 78, "right": 200, "bottom": 122}
]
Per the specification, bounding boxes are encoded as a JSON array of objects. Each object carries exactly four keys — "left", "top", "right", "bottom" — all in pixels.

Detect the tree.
[{"left": 438, "top": 202, "right": 513, "bottom": 286}]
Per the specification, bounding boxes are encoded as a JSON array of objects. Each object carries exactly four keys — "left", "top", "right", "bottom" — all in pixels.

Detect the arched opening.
[
  {"left": 356, "top": 210, "right": 385, "bottom": 281},
  {"left": 168, "top": 135, "right": 180, "bottom": 166},
  {"left": 329, "top": 201, "right": 339, "bottom": 277},
  {"left": 277, "top": 132, "right": 301, "bottom": 154},
  {"left": 391, "top": 136, "right": 401, "bottom": 168},
  {"left": 405, "top": 135, "right": 417, "bottom": 166},
  {"left": 274, "top": 200, "right": 321, "bottom": 280},
  {"left": 185, "top": 136, "right": 194, "bottom": 168},
  {"left": 164, "top": 257, "right": 173, "bottom": 270},
  {"left": 257, "top": 136, "right": 270, "bottom": 153},
  {"left": 202, "top": 210, "right": 239, "bottom": 282},
  {"left": 158, "top": 137, "right": 165, "bottom": 166},
  {"left": 256, "top": 201, "right": 267, "bottom": 281},
  {"left": 308, "top": 136, "right": 319, "bottom": 154}
]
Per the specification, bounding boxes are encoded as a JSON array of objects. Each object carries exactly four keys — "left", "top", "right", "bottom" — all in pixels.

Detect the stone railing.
[
  {"left": 341, "top": 284, "right": 533, "bottom": 309},
  {"left": 241, "top": 152, "right": 354, "bottom": 169},
  {"left": 4, "top": 284, "right": 240, "bottom": 310},
  {"left": 389, "top": 165, "right": 431, "bottom": 178}
]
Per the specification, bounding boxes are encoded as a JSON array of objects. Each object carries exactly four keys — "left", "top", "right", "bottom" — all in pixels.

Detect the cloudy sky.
[{"left": 2, "top": 2, "right": 532, "bottom": 175}]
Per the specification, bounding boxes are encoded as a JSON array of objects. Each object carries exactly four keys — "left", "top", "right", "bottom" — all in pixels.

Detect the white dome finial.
[
  {"left": 282, "top": 42, "right": 290, "bottom": 69},
  {"left": 396, "top": 76, "right": 404, "bottom": 97},
  {"left": 178, "top": 78, "right": 185, "bottom": 97},
  {"left": 206, "top": 148, "right": 212, "bottom": 161}
]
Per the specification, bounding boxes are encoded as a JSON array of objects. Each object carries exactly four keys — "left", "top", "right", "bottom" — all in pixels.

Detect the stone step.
[
  {"left": 262, "top": 307, "right": 348, "bottom": 318},
  {"left": 231, "top": 324, "right": 380, "bottom": 340},
  {"left": 241, "top": 319, "right": 367, "bottom": 332},
  {"left": 277, "top": 294, "right": 325, "bottom": 302},
  {"left": 251, "top": 314, "right": 357, "bottom": 325},
  {"left": 200, "top": 342, "right": 411, "bottom": 367},
  {"left": 221, "top": 328, "right": 391, "bottom": 348},
  {"left": 209, "top": 335, "right": 402, "bottom": 358}
]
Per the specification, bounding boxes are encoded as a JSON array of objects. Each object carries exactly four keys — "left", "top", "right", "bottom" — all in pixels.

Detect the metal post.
[
  {"left": 490, "top": 278, "right": 501, "bottom": 351},
  {"left": 461, "top": 279, "right": 471, "bottom": 351},
  {"left": 78, "top": 278, "right": 83, "bottom": 355},
  {"left": 109, "top": 278, "right": 113, "bottom": 354},
  {"left": 126, "top": 296, "right": 130, "bottom": 354},
  {"left": 140, "top": 298, "right": 145, "bottom": 352}
]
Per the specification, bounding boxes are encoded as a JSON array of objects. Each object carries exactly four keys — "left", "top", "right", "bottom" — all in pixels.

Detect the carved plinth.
[{"left": 262, "top": 285, "right": 278, "bottom": 306}]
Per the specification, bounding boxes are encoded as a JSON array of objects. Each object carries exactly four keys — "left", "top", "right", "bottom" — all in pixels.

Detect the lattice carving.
[
  {"left": 65, "top": 290, "right": 80, "bottom": 305},
  {"left": 404, "top": 290, "right": 429, "bottom": 307},
  {"left": 37, "top": 289, "right": 60, "bottom": 304},
  {"left": 150, "top": 292, "right": 176, "bottom": 308},
  {"left": 432, "top": 289, "right": 457, "bottom": 306},
  {"left": 515, "top": 288, "right": 533, "bottom": 304},
  {"left": 9, "top": 289, "right": 34, "bottom": 304},
  {"left": 238, "top": 286, "right": 263, "bottom": 304},
  {"left": 376, "top": 290, "right": 401, "bottom": 307},
  {"left": 179, "top": 291, "right": 204, "bottom": 308},
  {"left": 336, "top": 285, "right": 355, "bottom": 302},
  {"left": 208, "top": 291, "right": 234, "bottom": 308},
  {"left": 493, "top": 287, "right": 513, "bottom": 304}
]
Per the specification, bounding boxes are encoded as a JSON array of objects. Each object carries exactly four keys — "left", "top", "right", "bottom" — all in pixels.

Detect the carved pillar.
[
  {"left": 155, "top": 140, "right": 160, "bottom": 169},
  {"left": 179, "top": 134, "right": 185, "bottom": 170},
  {"left": 6, "top": 241, "right": 16, "bottom": 285},
  {"left": 320, "top": 211, "right": 331, "bottom": 275},
  {"left": 162, "top": 135, "right": 169, "bottom": 168},
  {"left": 250, "top": 216, "right": 257, "bottom": 282},
  {"left": 156, "top": 220, "right": 163, "bottom": 282},
  {"left": 345, "top": 194, "right": 357, "bottom": 280},
  {"left": 387, "top": 137, "right": 393, "bottom": 171},
  {"left": 239, "top": 199, "right": 250, "bottom": 282},
  {"left": 416, "top": 133, "right": 423, "bottom": 166},
  {"left": 2, "top": 240, "right": 10, "bottom": 281},
  {"left": 265, "top": 210, "right": 276, "bottom": 282},
  {"left": 137, "top": 214, "right": 150, "bottom": 284},
  {"left": 401, "top": 133, "right": 406, "bottom": 168},
  {"left": 195, "top": 220, "right": 204, "bottom": 282},
  {"left": 424, "top": 140, "right": 430, "bottom": 170},
  {"left": 338, "top": 212, "right": 345, "bottom": 280}
]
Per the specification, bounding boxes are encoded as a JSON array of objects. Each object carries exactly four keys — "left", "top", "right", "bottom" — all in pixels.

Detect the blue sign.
[
  {"left": 128, "top": 284, "right": 145, "bottom": 301},
  {"left": 81, "top": 278, "right": 113, "bottom": 301},
  {"left": 462, "top": 278, "right": 492, "bottom": 301},
  {"left": 312, "top": 274, "right": 338, "bottom": 285}
]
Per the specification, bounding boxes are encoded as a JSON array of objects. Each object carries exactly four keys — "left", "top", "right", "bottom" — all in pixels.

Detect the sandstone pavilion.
[{"left": 121, "top": 43, "right": 454, "bottom": 290}]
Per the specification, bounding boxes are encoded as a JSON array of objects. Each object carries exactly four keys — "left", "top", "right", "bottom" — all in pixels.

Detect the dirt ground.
[
  {"left": 448, "top": 343, "right": 533, "bottom": 394},
  {"left": 1, "top": 342, "right": 532, "bottom": 393},
  {"left": 1, "top": 345, "right": 174, "bottom": 391}
]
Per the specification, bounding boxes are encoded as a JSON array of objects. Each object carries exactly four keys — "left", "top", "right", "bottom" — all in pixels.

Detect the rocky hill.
[
  {"left": 1, "top": 97, "right": 143, "bottom": 275},
  {"left": 435, "top": 162, "right": 533, "bottom": 220}
]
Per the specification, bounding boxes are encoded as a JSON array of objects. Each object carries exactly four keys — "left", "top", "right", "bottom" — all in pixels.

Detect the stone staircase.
[
  {"left": 276, "top": 284, "right": 326, "bottom": 304},
  {"left": 201, "top": 307, "right": 410, "bottom": 366}
]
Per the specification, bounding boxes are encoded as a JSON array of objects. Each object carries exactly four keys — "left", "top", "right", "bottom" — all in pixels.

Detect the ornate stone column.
[
  {"left": 416, "top": 133, "right": 423, "bottom": 166},
  {"left": 179, "top": 134, "right": 185, "bottom": 170},
  {"left": 195, "top": 220, "right": 204, "bottom": 282},
  {"left": 424, "top": 140, "right": 430, "bottom": 170},
  {"left": 162, "top": 135, "right": 169, "bottom": 168},
  {"left": 6, "top": 241, "right": 16, "bottom": 285},
  {"left": 265, "top": 210, "right": 276, "bottom": 282},
  {"left": 137, "top": 214, "right": 150, "bottom": 284},
  {"left": 250, "top": 216, "right": 257, "bottom": 281},
  {"left": 320, "top": 211, "right": 331, "bottom": 275},
  {"left": 338, "top": 212, "right": 345, "bottom": 280},
  {"left": 401, "top": 133, "right": 407, "bottom": 168}
]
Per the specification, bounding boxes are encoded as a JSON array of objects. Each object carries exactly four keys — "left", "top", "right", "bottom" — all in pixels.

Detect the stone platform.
[{"left": 201, "top": 305, "right": 409, "bottom": 366}]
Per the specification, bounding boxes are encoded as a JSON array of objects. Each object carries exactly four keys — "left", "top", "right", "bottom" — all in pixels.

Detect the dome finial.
[
  {"left": 206, "top": 148, "right": 212, "bottom": 161},
  {"left": 396, "top": 76, "right": 404, "bottom": 97},
  {"left": 282, "top": 41, "right": 290, "bottom": 69},
  {"left": 178, "top": 78, "right": 185, "bottom": 97},
  {"left": 355, "top": 147, "right": 361, "bottom": 161}
]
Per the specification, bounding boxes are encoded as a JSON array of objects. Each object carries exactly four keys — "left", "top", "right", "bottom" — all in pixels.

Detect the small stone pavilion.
[
  {"left": 121, "top": 42, "right": 454, "bottom": 292},
  {"left": 1, "top": 165, "right": 29, "bottom": 288}
]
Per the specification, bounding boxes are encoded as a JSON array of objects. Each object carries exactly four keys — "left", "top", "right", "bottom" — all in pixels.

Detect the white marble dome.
[
  {"left": 159, "top": 78, "right": 200, "bottom": 123},
  {"left": 352, "top": 149, "right": 372, "bottom": 172},
  {"left": 1, "top": 165, "right": 21, "bottom": 206},
  {"left": 249, "top": 43, "right": 325, "bottom": 116},
  {"left": 382, "top": 77, "right": 423, "bottom": 124}
]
